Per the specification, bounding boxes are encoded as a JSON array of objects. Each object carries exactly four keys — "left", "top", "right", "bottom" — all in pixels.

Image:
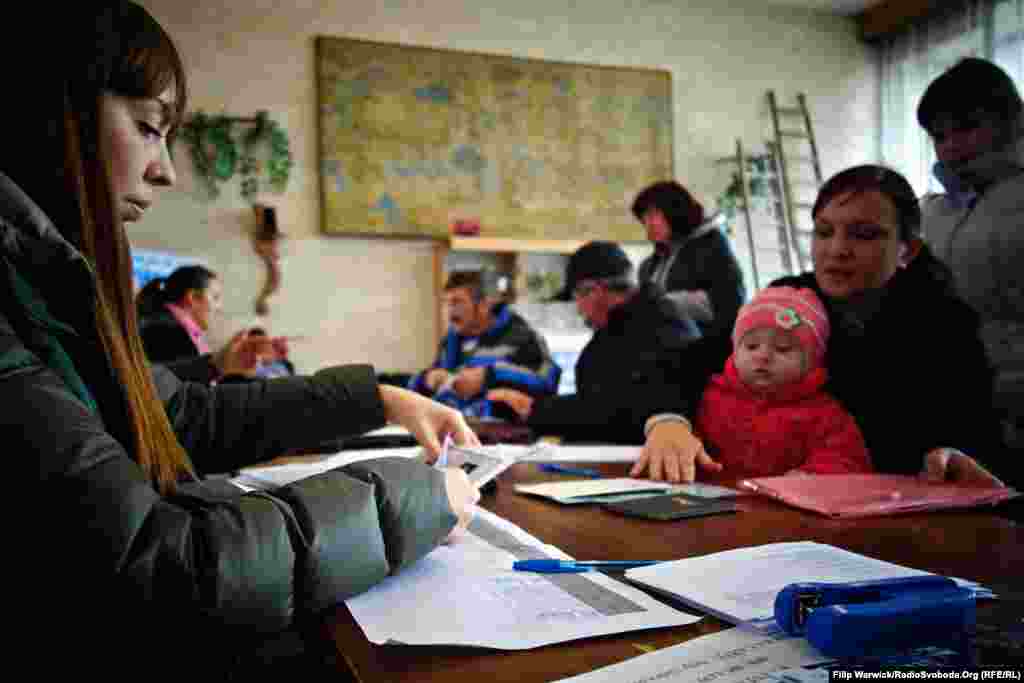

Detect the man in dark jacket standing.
[{"left": 489, "top": 241, "right": 705, "bottom": 443}]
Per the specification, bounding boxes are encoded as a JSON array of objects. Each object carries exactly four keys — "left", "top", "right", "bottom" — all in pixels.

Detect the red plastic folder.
[{"left": 740, "top": 473, "right": 1019, "bottom": 518}]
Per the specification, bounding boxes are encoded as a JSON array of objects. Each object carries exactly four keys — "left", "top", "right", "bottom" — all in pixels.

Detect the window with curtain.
[{"left": 879, "top": 0, "right": 1023, "bottom": 196}]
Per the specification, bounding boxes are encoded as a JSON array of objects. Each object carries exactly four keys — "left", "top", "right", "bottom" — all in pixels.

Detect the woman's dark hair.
[
  {"left": 631, "top": 180, "right": 705, "bottom": 239},
  {"left": 1, "top": 2, "right": 192, "bottom": 493},
  {"left": 6, "top": 3, "right": 188, "bottom": 245},
  {"left": 811, "top": 165, "right": 921, "bottom": 242},
  {"left": 917, "top": 57, "right": 1023, "bottom": 136},
  {"left": 136, "top": 265, "right": 216, "bottom": 317}
]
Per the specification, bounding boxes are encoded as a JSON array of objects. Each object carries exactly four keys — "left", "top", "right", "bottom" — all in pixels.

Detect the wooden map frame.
[{"left": 317, "top": 36, "right": 673, "bottom": 241}]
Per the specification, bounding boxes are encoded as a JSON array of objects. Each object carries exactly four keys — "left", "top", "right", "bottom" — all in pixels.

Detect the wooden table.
[{"left": 326, "top": 461, "right": 1024, "bottom": 682}]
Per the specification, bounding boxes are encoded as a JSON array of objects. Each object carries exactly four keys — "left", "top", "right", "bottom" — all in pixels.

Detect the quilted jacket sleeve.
[
  {"left": 151, "top": 362, "right": 389, "bottom": 475},
  {"left": 7, "top": 313, "right": 456, "bottom": 635}
]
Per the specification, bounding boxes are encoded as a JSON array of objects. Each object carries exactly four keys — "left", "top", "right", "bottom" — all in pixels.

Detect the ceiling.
[{"left": 753, "top": 0, "right": 886, "bottom": 16}]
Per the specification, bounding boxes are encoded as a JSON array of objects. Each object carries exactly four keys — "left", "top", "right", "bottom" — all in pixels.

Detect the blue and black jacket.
[{"left": 409, "top": 304, "right": 561, "bottom": 417}]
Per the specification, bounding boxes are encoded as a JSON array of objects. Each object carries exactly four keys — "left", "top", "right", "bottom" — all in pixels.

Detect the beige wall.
[{"left": 134, "top": 0, "right": 878, "bottom": 374}]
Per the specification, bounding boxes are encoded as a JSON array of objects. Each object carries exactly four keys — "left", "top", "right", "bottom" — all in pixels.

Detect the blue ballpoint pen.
[
  {"left": 513, "top": 559, "right": 661, "bottom": 573},
  {"left": 538, "top": 463, "right": 604, "bottom": 478}
]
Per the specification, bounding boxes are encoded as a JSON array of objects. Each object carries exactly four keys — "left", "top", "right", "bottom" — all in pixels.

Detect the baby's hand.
[{"left": 634, "top": 421, "right": 721, "bottom": 483}]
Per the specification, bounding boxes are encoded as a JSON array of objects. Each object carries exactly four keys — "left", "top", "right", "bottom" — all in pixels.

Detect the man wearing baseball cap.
[{"left": 488, "top": 241, "right": 704, "bottom": 443}]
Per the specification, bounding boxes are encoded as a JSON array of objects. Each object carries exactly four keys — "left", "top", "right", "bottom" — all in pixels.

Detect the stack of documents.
[
  {"left": 231, "top": 442, "right": 655, "bottom": 492},
  {"left": 623, "top": 541, "right": 990, "bottom": 626},
  {"left": 740, "top": 473, "right": 1018, "bottom": 518},
  {"left": 344, "top": 507, "right": 701, "bottom": 649}
]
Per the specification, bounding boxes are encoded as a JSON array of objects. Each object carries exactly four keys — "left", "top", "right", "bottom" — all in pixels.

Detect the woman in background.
[
  {"left": 136, "top": 264, "right": 278, "bottom": 383},
  {"left": 3, "top": 2, "right": 479, "bottom": 676},
  {"left": 632, "top": 179, "right": 747, "bottom": 343},
  {"left": 137, "top": 264, "right": 221, "bottom": 362}
]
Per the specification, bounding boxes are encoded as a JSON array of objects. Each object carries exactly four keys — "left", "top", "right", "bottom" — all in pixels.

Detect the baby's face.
[{"left": 734, "top": 328, "right": 807, "bottom": 394}]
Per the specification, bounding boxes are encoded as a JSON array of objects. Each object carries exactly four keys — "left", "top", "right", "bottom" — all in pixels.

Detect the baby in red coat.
[{"left": 695, "top": 286, "right": 873, "bottom": 479}]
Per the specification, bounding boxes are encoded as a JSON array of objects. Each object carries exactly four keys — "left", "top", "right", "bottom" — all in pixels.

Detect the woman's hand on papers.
[
  {"left": 920, "top": 448, "right": 1004, "bottom": 487},
  {"left": 442, "top": 467, "right": 481, "bottom": 543},
  {"left": 378, "top": 385, "right": 481, "bottom": 463},
  {"left": 486, "top": 388, "right": 534, "bottom": 420},
  {"left": 634, "top": 421, "right": 722, "bottom": 483}
]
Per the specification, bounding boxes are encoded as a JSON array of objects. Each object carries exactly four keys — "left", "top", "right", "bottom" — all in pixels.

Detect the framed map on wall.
[{"left": 316, "top": 36, "right": 673, "bottom": 241}]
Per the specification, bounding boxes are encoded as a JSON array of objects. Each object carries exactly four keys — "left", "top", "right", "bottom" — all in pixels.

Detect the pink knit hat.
[{"left": 732, "top": 287, "right": 830, "bottom": 368}]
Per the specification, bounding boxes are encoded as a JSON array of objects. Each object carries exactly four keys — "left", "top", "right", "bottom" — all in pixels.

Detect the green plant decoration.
[
  {"left": 181, "top": 110, "right": 293, "bottom": 202},
  {"left": 717, "top": 172, "right": 743, "bottom": 223},
  {"left": 525, "top": 270, "right": 563, "bottom": 302},
  {"left": 716, "top": 153, "right": 773, "bottom": 223}
]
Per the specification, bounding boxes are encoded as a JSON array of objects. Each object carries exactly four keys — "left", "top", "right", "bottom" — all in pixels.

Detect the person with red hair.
[{"left": 632, "top": 180, "right": 747, "bottom": 343}]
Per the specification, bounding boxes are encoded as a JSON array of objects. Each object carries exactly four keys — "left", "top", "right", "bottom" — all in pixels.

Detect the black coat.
[
  {"left": 772, "top": 248, "right": 1004, "bottom": 477},
  {"left": 140, "top": 307, "right": 200, "bottom": 362},
  {"left": 139, "top": 307, "right": 226, "bottom": 383},
  {"left": 638, "top": 226, "right": 746, "bottom": 342},
  {"left": 527, "top": 283, "right": 703, "bottom": 443}
]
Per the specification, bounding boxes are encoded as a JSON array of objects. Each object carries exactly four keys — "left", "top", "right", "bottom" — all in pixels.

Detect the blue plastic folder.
[{"left": 774, "top": 575, "right": 975, "bottom": 658}]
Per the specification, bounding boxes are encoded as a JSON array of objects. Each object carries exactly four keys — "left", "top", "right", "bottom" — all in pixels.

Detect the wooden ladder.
[
  {"left": 715, "top": 140, "right": 793, "bottom": 290},
  {"left": 767, "top": 90, "right": 823, "bottom": 273}
]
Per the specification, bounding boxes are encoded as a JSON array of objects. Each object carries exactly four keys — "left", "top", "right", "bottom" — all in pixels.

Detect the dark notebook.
[{"left": 603, "top": 493, "right": 737, "bottom": 521}]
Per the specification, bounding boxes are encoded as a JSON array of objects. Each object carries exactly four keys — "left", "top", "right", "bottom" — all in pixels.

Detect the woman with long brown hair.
[{"left": 3, "top": 2, "right": 478, "bottom": 675}]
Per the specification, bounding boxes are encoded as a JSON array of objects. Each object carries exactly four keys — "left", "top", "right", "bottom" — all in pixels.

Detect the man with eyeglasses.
[{"left": 489, "top": 241, "right": 707, "bottom": 443}]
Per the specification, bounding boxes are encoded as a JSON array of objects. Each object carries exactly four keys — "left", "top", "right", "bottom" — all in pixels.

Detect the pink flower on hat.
[
  {"left": 775, "top": 307, "right": 802, "bottom": 330},
  {"left": 732, "top": 287, "right": 830, "bottom": 368}
]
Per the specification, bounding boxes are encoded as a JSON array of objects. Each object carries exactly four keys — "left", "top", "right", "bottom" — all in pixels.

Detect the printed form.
[
  {"left": 624, "top": 541, "right": 985, "bottom": 625},
  {"left": 345, "top": 508, "right": 700, "bottom": 649},
  {"left": 553, "top": 625, "right": 830, "bottom": 683}
]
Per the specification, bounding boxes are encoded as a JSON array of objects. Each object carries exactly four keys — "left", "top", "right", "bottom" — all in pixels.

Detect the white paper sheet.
[
  {"left": 553, "top": 625, "right": 829, "bottom": 683},
  {"left": 624, "top": 541, "right": 983, "bottom": 624},
  {"left": 513, "top": 444, "right": 643, "bottom": 463},
  {"left": 344, "top": 507, "right": 701, "bottom": 649},
  {"left": 514, "top": 477, "right": 677, "bottom": 504}
]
